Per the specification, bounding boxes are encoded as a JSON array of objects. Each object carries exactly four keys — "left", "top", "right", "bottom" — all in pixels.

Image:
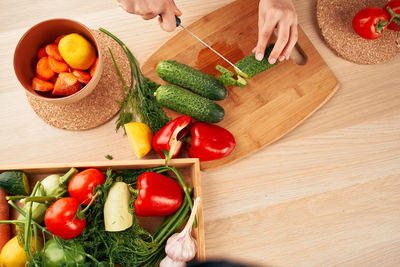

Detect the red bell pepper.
[
  {"left": 133, "top": 172, "right": 183, "bottom": 216},
  {"left": 152, "top": 115, "right": 191, "bottom": 162},
  {"left": 187, "top": 122, "right": 236, "bottom": 161}
]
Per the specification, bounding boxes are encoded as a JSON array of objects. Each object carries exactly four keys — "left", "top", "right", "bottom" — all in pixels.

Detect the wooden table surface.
[{"left": 1, "top": 0, "right": 399, "bottom": 266}]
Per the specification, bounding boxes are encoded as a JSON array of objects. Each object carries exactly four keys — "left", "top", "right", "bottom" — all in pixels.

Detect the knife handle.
[
  {"left": 175, "top": 16, "right": 181, "bottom": 27},
  {"left": 158, "top": 14, "right": 181, "bottom": 27}
]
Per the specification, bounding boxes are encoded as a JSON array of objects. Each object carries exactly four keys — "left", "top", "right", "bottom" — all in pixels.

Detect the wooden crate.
[{"left": 0, "top": 158, "right": 205, "bottom": 261}]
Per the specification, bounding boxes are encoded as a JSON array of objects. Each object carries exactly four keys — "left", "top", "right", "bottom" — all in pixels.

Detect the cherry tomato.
[
  {"left": 44, "top": 197, "right": 86, "bottom": 239},
  {"left": 68, "top": 168, "right": 105, "bottom": 205},
  {"left": 385, "top": 0, "right": 400, "bottom": 31},
  {"left": 352, "top": 7, "right": 389, "bottom": 39}
]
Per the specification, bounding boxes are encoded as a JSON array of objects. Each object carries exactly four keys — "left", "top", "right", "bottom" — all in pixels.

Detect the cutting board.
[{"left": 142, "top": 0, "right": 339, "bottom": 171}]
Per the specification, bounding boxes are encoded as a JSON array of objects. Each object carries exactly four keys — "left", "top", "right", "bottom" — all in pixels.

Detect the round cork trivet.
[
  {"left": 316, "top": 0, "right": 400, "bottom": 64},
  {"left": 27, "top": 30, "right": 131, "bottom": 130}
]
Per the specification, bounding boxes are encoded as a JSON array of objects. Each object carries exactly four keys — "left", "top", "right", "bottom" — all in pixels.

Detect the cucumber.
[
  {"left": 235, "top": 44, "right": 279, "bottom": 78},
  {"left": 236, "top": 76, "right": 248, "bottom": 88},
  {"left": 156, "top": 60, "right": 227, "bottom": 101},
  {"left": 156, "top": 84, "right": 225, "bottom": 123},
  {"left": 218, "top": 74, "right": 237, "bottom": 86},
  {"left": 0, "top": 171, "right": 30, "bottom": 195},
  {"left": 216, "top": 65, "right": 234, "bottom": 77}
]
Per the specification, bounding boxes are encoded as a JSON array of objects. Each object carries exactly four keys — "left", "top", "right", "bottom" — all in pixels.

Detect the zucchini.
[
  {"left": 17, "top": 168, "right": 78, "bottom": 225},
  {"left": 0, "top": 171, "right": 30, "bottom": 195},
  {"left": 235, "top": 44, "right": 279, "bottom": 78},
  {"left": 156, "top": 60, "right": 227, "bottom": 101},
  {"left": 104, "top": 181, "right": 133, "bottom": 232},
  {"left": 156, "top": 84, "right": 225, "bottom": 123}
]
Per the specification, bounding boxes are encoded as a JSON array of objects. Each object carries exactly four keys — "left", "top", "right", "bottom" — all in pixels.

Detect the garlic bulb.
[
  {"left": 159, "top": 255, "right": 185, "bottom": 267},
  {"left": 162, "top": 197, "right": 200, "bottom": 264}
]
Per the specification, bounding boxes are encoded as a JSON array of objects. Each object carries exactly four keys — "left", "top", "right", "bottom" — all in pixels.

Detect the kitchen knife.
[{"left": 173, "top": 16, "right": 245, "bottom": 75}]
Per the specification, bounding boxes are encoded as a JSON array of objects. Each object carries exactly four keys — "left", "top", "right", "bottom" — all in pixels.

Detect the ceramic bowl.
[{"left": 13, "top": 18, "right": 103, "bottom": 104}]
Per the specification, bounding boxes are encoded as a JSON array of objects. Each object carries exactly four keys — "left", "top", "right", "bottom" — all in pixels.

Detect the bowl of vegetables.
[
  {"left": 13, "top": 18, "right": 103, "bottom": 104},
  {"left": 0, "top": 159, "right": 205, "bottom": 266}
]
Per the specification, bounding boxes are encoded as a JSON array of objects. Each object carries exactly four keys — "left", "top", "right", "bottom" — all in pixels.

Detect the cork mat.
[
  {"left": 316, "top": 0, "right": 400, "bottom": 64},
  {"left": 27, "top": 30, "right": 130, "bottom": 130}
]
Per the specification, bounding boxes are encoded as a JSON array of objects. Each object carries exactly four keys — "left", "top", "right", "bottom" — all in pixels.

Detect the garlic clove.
[
  {"left": 165, "top": 232, "right": 197, "bottom": 262},
  {"left": 164, "top": 197, "right": 200, "bottom": 262},
  {"left": 160, "top": 255, "right": 186, "bottom": 267}
]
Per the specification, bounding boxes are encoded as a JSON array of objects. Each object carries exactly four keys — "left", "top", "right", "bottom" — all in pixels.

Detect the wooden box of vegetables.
[{"left": 0, "top": 159, "right": 204, "bottom": 266}]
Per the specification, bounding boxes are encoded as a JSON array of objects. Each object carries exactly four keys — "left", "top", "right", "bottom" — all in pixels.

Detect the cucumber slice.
[
  {"left": 235, "top": 44, "right": 278, "bottom": 78},
  {"left": 216, "top": 65, "right": 235, "bottom": 77},
  {"left": 218, "top": 75, "right": 237, "bottom": 86},
  {"left": 0, "top": 171, "right": 30, "bottom": 195},
  {"left": 236, "top": 76, "right": 248, "bottom": 88}
]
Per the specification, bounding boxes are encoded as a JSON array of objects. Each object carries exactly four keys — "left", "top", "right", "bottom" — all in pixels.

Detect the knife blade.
[{"left": 174, "top": 16, "right": 244, "bottom": 75}]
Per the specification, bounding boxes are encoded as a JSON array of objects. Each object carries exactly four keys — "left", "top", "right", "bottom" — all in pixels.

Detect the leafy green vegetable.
[
  {"left": 105, "top": 154, "right": 113, "bottom": 160},
  {"left": 100, "top": 28, "right": 170, "bottom": 134}
]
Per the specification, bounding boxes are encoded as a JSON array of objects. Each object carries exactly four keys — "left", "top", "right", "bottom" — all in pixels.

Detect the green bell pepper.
[{"left": 43, "top": 238, "right": 86, "bottom": 266}]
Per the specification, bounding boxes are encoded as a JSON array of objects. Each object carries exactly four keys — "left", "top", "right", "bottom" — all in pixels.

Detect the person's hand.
[
  {"left": 253, "top": 0, "right": 298, "bottom": 63},
  {"left": 116, "top": 0, "right": 182, "bottom": 32}
]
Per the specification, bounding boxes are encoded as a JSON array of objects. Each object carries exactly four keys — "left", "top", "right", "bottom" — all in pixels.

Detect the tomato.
[
  {"left": 352, "top": 7, "right": 389, "bottom": 39},
  {"left": 385, "top": 0, "right": 400, "bottom": 31},
  {"left": 68, "top": 168, "right": 105, "bottom": 205},
  {"left": 44, "top": 197, "right": 86, "bottom": 239}
]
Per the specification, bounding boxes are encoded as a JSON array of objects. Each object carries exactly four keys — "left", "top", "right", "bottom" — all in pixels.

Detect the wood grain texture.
[
  {"left": 1, "top": 0, "right": 400, "bottom": 266},
  {"left": 142, "top": 0, "right": 339, "bottom": 171}
]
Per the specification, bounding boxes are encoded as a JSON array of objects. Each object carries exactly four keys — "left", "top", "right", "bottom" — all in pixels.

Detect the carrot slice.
[
  {"left": 45, "top": 43, "right": 63, "bottom": 61},
  {"left": 50, "top": 74, "right": 58, "bottom": 83},
  {"left": 53, "top": 73, "right": 82, "bottom": 96},
  {"left": 48, "top": 56, "right": 69, "bottom": 73},
  {"left": 36, "top": 57, "right": 55, "bottom": 80},
  {"left": 32, "top": 77, "right": 55, "bottom": 92},
  {"left": 37, "top": 47, "right": 47, "bottom": 59},
  {"left": 89, "top": 57, "right": 99, "bottom": 77},
  {"left": 54, "top": 35, "right": 66, "bottom": 44},
  {"left": 72, "top": 69, "right": 92, "bottom": 84}
]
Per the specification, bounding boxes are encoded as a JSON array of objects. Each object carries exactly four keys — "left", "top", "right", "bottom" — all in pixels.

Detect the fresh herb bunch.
[{"left": 100, "top": 28, "right": 170, "bottom": 134}]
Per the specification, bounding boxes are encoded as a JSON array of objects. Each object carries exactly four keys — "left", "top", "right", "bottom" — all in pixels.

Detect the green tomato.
[{"left": 43, "top": 238, "right": 86, "bottom": 267}]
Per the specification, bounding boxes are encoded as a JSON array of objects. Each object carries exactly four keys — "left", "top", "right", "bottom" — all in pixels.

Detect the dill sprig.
[{"left": 100, "top": 28, "right": 170, "bottom": 134}]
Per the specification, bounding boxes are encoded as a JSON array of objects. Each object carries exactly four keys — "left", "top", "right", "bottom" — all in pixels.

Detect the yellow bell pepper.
[
  {"left": 124, "top": 122, "right": 153, "bottom": 159},
  {"left": 0, "top": 236, "right": 43, "bottom": 267}
]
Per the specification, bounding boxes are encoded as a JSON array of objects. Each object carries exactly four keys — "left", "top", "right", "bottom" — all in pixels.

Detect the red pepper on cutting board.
[
  {"left": 133, "top": 172, "right": 183, "bottom": 217},
  {"left": 152, "top": 115, "right": 191, "bottom": 162},
  {"left": 187, "top": 122, "right": 236, "bottom": 161}
]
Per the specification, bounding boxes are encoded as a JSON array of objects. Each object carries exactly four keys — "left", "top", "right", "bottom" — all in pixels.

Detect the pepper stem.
[
  {"left": 163, "top": 150, "right": 172, "bottom": 166},
  {"left": 129, "top": 186, "right": 139, "bottom": 196}
]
